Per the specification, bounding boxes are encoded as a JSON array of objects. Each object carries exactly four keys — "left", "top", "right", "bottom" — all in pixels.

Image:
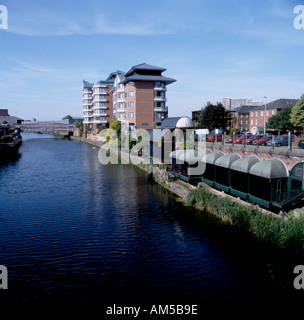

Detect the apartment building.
[
  {"left": 231, "top": 98, "right": 298, "bottom": 132},
  {"left": 112, "top": 63, "right": 176, "bottom": 130},
  {"left": 248, "top": 98, "right": 298, "bottom": 132},
  {"left": 83, "top": 79, "right": 114, "bottom": 134},
  {"left": 83, "top": 63, "right": 176, "bottom": 133}
]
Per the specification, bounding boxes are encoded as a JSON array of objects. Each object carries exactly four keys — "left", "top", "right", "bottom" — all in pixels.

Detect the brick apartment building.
[
  {"left": 191, "top": 98, "right": 298, "bottom": 133},
  {"left": 83, "top": 63, "right": 176, "bottom": 133}
]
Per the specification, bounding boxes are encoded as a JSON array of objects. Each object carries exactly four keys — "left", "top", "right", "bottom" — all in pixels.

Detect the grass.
[{"left": 185, "top": 187, "right": 304, "bottom": 255}]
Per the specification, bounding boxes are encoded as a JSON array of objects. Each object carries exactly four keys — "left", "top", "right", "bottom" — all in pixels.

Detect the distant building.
[
  {"left": 222, "top": 98, "right": 263, "bottom": 111},
  {"left": 192, "top": 98, "right": 298, "bottom": 133},
  {"left": 0, "top": 109, "right": 23, "bottom": 126},
  {"left": 248, "top": 98, "right": 298, "bottom": 132}
]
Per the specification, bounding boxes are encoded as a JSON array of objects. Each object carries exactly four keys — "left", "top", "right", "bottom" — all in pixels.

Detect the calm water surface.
[{"left": 0, "top": 134, "right": 301, "bottom": 306}]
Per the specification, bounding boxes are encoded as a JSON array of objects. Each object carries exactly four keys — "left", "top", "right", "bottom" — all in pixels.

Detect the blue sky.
[{"left": 0, "top": 0, "right": 303, "bottom": 120}]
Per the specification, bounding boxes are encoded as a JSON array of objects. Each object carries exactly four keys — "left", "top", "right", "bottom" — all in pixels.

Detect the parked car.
[
  {"left": 235, "top": 134, "right": 252, "bottom": 144},
  {"left": 207, "top": 134, "right": 222, "bottom": 142},
  {"left": 252, "top": 135, "right": 272, "bottom": 146},
  {"left": 267, "top": 135, "right": 289, "bottom": 147},
  {"left": 298, "top": 139, "right": 304, "bottom": 148},
  {"left": 226, "top": 134, "right": 241, "bottom": 143},
  {"left": 246, "top": 135, "right": 262, "bottom": 145},
  {"left": 281, "top": 133, "right": 296, "bottom": 141}
]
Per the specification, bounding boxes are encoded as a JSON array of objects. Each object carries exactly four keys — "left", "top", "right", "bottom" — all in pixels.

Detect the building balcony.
[
  {"left": 117, "top": 109, "right": 125, "bottom": 113},
  {"left": 94, "top": 97, "right": 107, "bottom": 102},
  {"left": 117, "top": 88, "right": 125, "bottom": 93},
  {"left": 154, "top": 86, "right": 167, "bottom": 91},
  {"left": 93, "top": 112, "right": 107, "bottom": 117},
  {"left": 93, "top": 119, "right": 108, "bottom": 124},
  {"left": 154, "top": 107, "right": 168, "bottom": 112},
  {"left": 117, "top": 98, "right": 125, "bottom": 103},
  {"left": 92, "top": 105, "right": 107, "bottom": 110},
  {"left": 83, "top": 119, "right": 93, "bottom": 124},
  {"left": 154, "top": 96, "right": 167, "bottom": 102},
  {"left": 93, "top": 90, "right": 107, "bottom": 95},
  {"left": 83, "top": 102, "right": 93, "bottom": 106},
  {"left": 93, "top": 84, "right": 107, "bottom": 88}
]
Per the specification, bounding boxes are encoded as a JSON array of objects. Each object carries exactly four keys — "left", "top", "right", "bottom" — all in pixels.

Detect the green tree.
[
  {"left": 106, "top": 119, "right": 122, "bottom": 147},
  {"left": 266, "top": 106, "right": 295, "bottom": 131},
  {"left": 62, "top": 115, "right": 72, "bottom": 120},
  {"left": 198, "top": 102, "right": 231, "bottom": 131},
  {"left": 291, "top": 95, "right": 304, "bottom": 129}
]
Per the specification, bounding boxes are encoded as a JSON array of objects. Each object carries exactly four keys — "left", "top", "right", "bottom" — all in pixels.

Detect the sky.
[{"left": 0, "top": 0, "right": 303, "bottom": 121}]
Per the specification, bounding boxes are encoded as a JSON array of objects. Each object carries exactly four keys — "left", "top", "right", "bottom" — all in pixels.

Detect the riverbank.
[{"left": 70, "top": 135, "right": 304, "bottom": 257}]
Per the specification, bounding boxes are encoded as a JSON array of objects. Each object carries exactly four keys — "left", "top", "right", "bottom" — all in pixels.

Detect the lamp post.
[{"left": 263, "top": 96, "right": 267, "bottom": 135}]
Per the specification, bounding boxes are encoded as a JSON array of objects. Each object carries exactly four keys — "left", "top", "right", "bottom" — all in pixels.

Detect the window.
[
  {"left": 255, "top": 119, "right": 258, "bottom": 125},
  {"left": 156, "top": 113, "right": 163, "bottom": 119},
  {"left": 156, "top": 81, "right": 164, "bottom": 87},
  {"left": 272, "top": 110, "right": 275, "bottom": 115},
  {"left": 129, "top": 101, "right": 135, "bottom": 108},
  {"left": 240, "top": 115, "right": 243, "bottom": 119},
  {"left": 118, "top": 113, "right": 125, "bottom": 119},
  {"left": 119, "top": 83, "right": 124, "bottom": 89},
  {"left": 128, "top": 91, "right": 135, "bottom": 97},
  {"left": 251, "top": 120, "right": 253, "bottom": 125},
  {"left": 261, "top": 111, "right": 263, "bottom": 116},
  {"left": 267, "top": 110, "right": 269, "bottom": 116},
  {"left": 251, "top": 112, "right": 253, "bottom": 116},
  {"left": 128, "top": 81, "right": 135, "bottom": 87},
  {"left": 256, "top": 112, "right": 258, "bottom": 116},
  {"left": 240, "top": 120, "right": 242, "bottom": 125},
  {"left": 119, "top": 103, "right": 124, "bottom": 109},
  {"left": 129, "top": 112, "right": 135, "bottom": 118},
  {"left": 119, "top": 93, "right": 124, "bottom": 99}
]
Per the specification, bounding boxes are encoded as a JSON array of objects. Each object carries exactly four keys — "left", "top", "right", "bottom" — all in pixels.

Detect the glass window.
[
  {"left": 128, "top": 81, "right": 135, "bottom": 86},
  {"left": 128, "top": 91, "right": 135, "bottom": 97}
]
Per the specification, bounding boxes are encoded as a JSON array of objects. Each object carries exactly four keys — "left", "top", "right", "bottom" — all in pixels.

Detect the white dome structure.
[{"left": 176, "top": 116, "right": 194, "bottom": 129}]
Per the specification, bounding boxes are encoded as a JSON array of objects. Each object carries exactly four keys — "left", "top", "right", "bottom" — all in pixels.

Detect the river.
[{"left": 0, "top": 133, "right": 303, "bottom": 307}]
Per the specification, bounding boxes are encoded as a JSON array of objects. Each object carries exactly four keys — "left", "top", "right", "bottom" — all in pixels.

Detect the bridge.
[{"left": 20, "top": 120, "right": 75, "bottom": 135}]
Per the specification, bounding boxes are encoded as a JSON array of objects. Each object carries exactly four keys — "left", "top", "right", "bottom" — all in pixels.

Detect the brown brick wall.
[{"left": 134, "top": 81, "right": 154, "bottom": 130}]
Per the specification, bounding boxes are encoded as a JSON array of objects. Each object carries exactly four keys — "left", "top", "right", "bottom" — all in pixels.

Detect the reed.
[{"left": 185, "top": 187, "right": 304, "bottom": 254}]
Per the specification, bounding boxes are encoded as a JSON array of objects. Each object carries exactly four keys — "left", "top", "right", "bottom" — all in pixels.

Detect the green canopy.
[
  {"left": 249, "top": 159, "right": 289, "bottom": 179},
  {"left": 214, "top": 153, "right": 240, "bottom": 168},
  {"left": 201, "top": 152, "right": 224, "bottom": 165},
  {"left": 230, "top": 156, "right": 260, "bottom": 173},
  {"left": 169, "top": 149, "right": 209, "bottom": 164}
]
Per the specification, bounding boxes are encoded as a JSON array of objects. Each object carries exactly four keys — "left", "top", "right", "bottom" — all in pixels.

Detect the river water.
[{"left": 0, "top": 134, "right": 302, "bottom": 307}]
